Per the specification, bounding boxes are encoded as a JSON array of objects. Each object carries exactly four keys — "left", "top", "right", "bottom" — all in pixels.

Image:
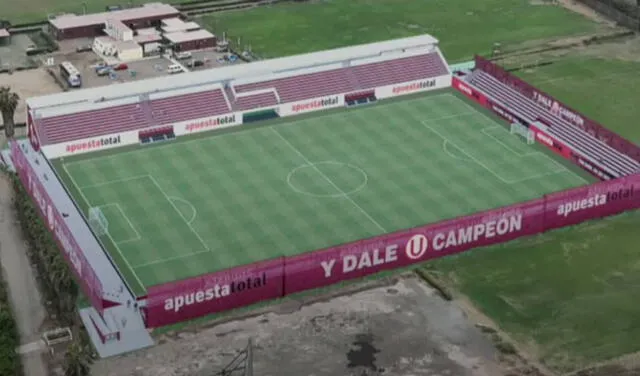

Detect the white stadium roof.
[{"left": 27, "top": 34, "right": 439, "bottom": 111}]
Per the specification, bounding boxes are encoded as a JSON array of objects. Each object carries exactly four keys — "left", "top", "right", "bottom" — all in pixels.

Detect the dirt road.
[{"left": 0, "top": 175, "right": 49, "bottom": 376}]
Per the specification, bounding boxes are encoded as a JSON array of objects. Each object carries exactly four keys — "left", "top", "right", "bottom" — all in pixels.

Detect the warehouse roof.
[
  {"left": 27, "top": 34, "right": 439, "bottom": 110},
  {"left": 49, "top": 3, "right": 179, "bottom": 30},
  {"left": 164, "top": 29, "right": 213, "bottom": 44}
]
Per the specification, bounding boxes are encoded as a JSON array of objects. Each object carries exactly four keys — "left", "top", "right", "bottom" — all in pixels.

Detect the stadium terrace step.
[
  {"left": 235, "top": 67, "right": 354, "bottom": 103},
  {"left": 234, "top": 52, "right": 449, "bottom": 105},
  {"left": 148, "top": 89, "right": 231, "bottom": 125},
  {"left": 350, "top": 52, "right": 448, "bottom": 90},
  {"left": 37, "top": 88, "right": 232, "bottom": 145},
  {"left": 469, "top": 71, "right": 639, "bottom": 177}
]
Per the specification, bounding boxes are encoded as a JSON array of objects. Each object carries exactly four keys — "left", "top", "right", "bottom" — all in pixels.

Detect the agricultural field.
[{"left": 202, "top": 0, "right": 602, "bottom": 61}]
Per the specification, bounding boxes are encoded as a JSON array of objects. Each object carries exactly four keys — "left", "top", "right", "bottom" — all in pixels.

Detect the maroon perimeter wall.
[{"left": 138, "top": 60, "right": 640, "bottom": 327}]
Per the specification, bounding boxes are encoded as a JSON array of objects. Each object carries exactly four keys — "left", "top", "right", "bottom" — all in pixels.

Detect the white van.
[{"left": 167, "top": 64, "right": 184, "bottom": 74}]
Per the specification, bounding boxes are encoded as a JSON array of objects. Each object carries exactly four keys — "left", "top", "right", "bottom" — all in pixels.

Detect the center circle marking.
[{"left": 287, "top": 161, "right": 368, "bottom": 198}]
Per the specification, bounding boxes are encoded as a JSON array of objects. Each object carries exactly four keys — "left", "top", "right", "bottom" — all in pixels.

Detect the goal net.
[
  {"left": 88, "top": 207, "right": 109, "bottom": 236},
  {"left": 510, "top": 122, "right": 535, "bottom": 145}
]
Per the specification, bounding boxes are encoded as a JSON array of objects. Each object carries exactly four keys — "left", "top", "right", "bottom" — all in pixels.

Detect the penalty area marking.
[
  {"left": 98, "top": 203, "right": 141, "bottom": 244},
  {"left": 168, "top": 196, "right": 197, "bottom": 224},
  {"left": 132, "top": 249, "right": 210, "bottom": 269},
  {"left": 287, "top": 161, "right": 368, "bottom": 199},
  {"left": 61, "top": 163, "right": 146, "bottom": 291}
]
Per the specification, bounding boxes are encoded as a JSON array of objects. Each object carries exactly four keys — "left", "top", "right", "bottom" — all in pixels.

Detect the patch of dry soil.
[{"left": 93, "top": 276, "right": 520, "bottom": 376}]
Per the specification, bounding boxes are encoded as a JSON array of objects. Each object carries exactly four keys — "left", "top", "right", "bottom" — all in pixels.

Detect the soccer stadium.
[{"left": 9, "top": 33, "right": 640, "bottom": 357}]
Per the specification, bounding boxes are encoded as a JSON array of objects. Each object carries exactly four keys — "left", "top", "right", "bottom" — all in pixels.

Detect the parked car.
[
  {"left": 112, "top": 63, "right": 128, "bottom": 71},
  {"left": 76, "top": 44, "right": 92, "bottom": 53},
  {"left": 96, "top": 67, "right": 111, "bottom": 76},
  {"left": 94, "top": 62, "right": 108, "bottom": 72},
  {"left": 167, "top": 64, "right": 184, "bottom": 74},
  {"left": 175, "top": 51, "right": 192, "bottom": 60},
  {"left": 187, "top": 60, "right": 204, "bottom": 68}
]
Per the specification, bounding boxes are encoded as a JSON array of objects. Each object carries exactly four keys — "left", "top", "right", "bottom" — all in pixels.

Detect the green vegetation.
[
  {"left": 430, "top": 211, "right": 640, "bottom": 372},
  {"left": 514, "top": 56, "right": 640, "bottom": 143},
  {"left": 426, "top": 55, "right": 640, "bottom": 373},
  {"left": 1, "top": 0, "right": 160, "bottom": 25},
  {"left": 11, "top": 173, "right": 79, "bottom": 325},
  {"left": 202, "top": 0, "right": 599, "bottom": 61},
  {"left": 0, "top": 259, "right": 23, "bottom": 376}
]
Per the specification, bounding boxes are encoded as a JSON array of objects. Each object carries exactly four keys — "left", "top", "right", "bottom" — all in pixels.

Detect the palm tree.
[
  {"left": 0, "top": 86, "right": 19, "bottom": 138},
  {"left": 63, "top": 339, "right": 93, "bottom": 376}
]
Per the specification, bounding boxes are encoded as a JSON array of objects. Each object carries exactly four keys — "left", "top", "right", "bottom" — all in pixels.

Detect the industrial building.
[
  {"left": 49, "top": 3, "right": 180, "bottom": 40},
  {"left": 164, "top": 29, "right": 216, "bottom": 52}
]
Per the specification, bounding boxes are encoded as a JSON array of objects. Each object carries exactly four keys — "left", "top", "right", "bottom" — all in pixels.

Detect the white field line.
[
  {"left": 62, "top": 164, "right": 146, "bottom": 291},
  {"left": 147, "top": 174, "right": 211, "bottom": 252},
  {"left": 132, "top": 250, "right": 210, "bottom": 269},
  {"left": 63, "top": 92, "right": 460, "bottom": 168},
  {"left": 270, "top": 127, "right": 386, "bottom": 233},
  {"left": 79, "top": 174, "right": 150, "bottom": 190},
  {"left": 168, "top": 196, "right": 197, "bottom": 224},
  {"left": 98, "top": 203, "right": 141, "bottom": 244},
  {"left": 451, "top": 96, "right": 590, "bottom": 184},
  {"left": 421, "top": 120, "right": 511, "bottom": 185},
  {"left": 481, "top": 126, "right": 532, "bottom": 157}
]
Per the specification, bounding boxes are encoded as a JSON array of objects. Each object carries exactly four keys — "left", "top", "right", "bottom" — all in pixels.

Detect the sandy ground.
[
  {"left": 0, "top": 175, "right": 48, "bottom": 376},
  {"left": 0, "top": 69, "right": 62, "bottom": 126},
  {"left": 92, "top": 276, "right": 508, "bottom": 376}
]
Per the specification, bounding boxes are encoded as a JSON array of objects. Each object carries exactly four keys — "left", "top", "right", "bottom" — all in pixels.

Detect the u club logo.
[{"left": 405, "top": 234, "right": 428, "bottom": 260}]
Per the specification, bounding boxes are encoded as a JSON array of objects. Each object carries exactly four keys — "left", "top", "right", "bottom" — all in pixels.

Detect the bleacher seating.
[
  {"left": 36, "top": 52, "right": 449, "bottom": 146},
  {"left": 148, "top": 89, "right": 231, "bottom": 125},
  {"left": 234, "top": 68, "right": 354, "bottom": 104},
  {"left": 350, "top": 53, "right": 448, "bottom": 90},
  {"left": 233, "top": 52, "right": 449, "bottom": 105},
  {"left": 468, "top": 70, "right": 640, "bottom": 177},
  {"left": 38, "top": 89, "right": 232, "bottom": 146}
]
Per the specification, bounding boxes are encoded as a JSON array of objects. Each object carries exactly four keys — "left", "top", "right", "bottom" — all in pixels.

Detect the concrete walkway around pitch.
[{"left": 0, "top": 175, "right": 49, "bottom": 376}]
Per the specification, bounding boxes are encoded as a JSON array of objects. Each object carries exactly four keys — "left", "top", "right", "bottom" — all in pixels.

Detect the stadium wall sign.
[
  {"left": 173, "top": 112, "right": 241, "bottom": 136},
  {"left": 279, "top": 95, "right": 345, "bottom": 117},
  {"left": 11, "top": 141, "right": 106, "bottom": 312},
  {"left": 474, "top": 55, "right": 640, "bottom": 163},
  {"left": 41, "top": 130, "right": 139, "bottom": 159},
  {"left": 451, "top": 76, "right": 616, "bottom": 181},
  {"left": 142, "top": 173, "right": 640, "bottom": 327},
  {"left": 145, "top": 257, "right": 284, "bottom": 327},
  {"left": 375, "top": 74, "right": 451, "bottom": 99}
]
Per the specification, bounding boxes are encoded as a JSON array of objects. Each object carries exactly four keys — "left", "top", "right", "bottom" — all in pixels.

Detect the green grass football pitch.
[{"left": 55, "top": 92, "right": 590, "bottom": 296}]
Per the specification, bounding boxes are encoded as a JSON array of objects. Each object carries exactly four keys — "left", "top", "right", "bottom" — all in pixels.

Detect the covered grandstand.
[{"left": 26, "top": 34, "right": 450, "bottom": 157}]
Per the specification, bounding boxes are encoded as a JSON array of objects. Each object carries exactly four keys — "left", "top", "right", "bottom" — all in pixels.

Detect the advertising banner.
[
  {"left": 173, "top": 112, "right": 241, "bottom": 136},
  {"left": 279, "top": 95, "right": 345, "bottom": 117},
  {"left": 375, "top": 75, "right": 451, "bottom": 100},
  {"left": 529, "top": 123, "right": 572, "bottom": 160},
  {"left": 145, "top": 257, "right": 284, "bottom": 327},
  {"left": 475, "top": 55, "right": 640, "bottom": 163},
  {"left": 544, "top": 174, "right": 640, "bottom": 230},
  {"left": 41, "top": 130, "right": 138, "bottom": 159},
  {"left": 11, "top": 141, "right": 105, "bottom": 312},
  {"left": 284, "top": 199, "right": 545, "bottom": 294}
]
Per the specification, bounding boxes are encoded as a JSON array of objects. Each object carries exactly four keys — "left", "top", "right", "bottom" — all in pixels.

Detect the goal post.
[
  {"left": 510, "top": 122, "right": 535, "bottom": 145},
  {"left": 88, "top": 207, "right": 109, "bottom": 236}
]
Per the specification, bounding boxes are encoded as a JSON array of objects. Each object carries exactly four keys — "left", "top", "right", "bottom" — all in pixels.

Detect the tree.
[
  {"left": 0, "top": 86, "right": 19, "bottom": 139},
  {"left": 63, "top": 338, "right": 93, "bottom": 376}
]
